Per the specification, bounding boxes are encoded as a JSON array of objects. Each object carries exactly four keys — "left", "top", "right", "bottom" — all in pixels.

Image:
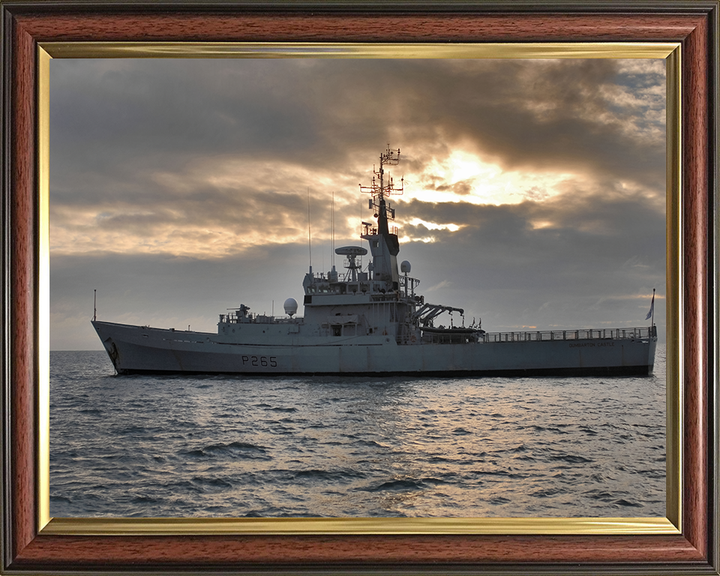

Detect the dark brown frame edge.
[{"left": 1, "top": 1, "right": 717, "bottom": 574}]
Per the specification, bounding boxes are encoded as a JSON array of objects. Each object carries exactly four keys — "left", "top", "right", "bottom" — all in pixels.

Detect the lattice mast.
[
  {"left": 360, "top": 146, "right": 403, "bottom": 237},
  {"left": 360, "top": 146, "right": 404, "bottom": 289}
]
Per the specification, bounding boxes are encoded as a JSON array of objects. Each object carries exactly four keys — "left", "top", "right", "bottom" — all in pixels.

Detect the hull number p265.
[{"left": 242, "top": 355, "right": 278, "bottom": 367}]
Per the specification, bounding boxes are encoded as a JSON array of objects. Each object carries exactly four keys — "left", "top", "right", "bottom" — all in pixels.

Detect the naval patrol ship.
[{"left": 93, "top": 147, "right": 657, "bottom": 376}]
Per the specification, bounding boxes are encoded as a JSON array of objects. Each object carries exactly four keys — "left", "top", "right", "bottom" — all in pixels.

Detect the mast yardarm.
[{"left": 360, "top": 146, "right": 403, "bottom": 237}]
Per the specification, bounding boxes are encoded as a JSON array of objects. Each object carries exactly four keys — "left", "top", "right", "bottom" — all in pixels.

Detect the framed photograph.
[
  {"left": 46, "top": 44, "right": 671, "bottom": 523},
  {"left": 2, "top": 1, "right": 717, "bottom": 574}
]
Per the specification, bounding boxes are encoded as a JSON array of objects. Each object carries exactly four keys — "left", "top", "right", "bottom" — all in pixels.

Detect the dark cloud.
[
  {"left": 51, "top": 58, "right": 664, "bottom": 191},
  {"left": 400, "top": 184, "right": 664, "bottom": 291}
]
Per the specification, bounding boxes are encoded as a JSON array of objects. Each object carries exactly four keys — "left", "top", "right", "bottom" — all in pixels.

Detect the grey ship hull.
[{"left": 93, "top": 320, "right": 657, "bottom": 377}]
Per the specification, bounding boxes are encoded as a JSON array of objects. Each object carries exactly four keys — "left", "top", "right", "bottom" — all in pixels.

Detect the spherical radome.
[{"left": 284, "top": 298, "right": 298, "bottom": 316}]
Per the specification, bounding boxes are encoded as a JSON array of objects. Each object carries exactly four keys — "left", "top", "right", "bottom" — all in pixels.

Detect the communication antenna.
[
  {"left": 93, "top": 289, "right": 97, "bottom": 321},
  {"left": 360, "top": 146, "right": 403, "bottom": 231},
  {"left": 307, "top": 188, "right": 312, "bottom": 272},
  {"left": 331, "top": 191, "right": 335, "bottom": 271}
]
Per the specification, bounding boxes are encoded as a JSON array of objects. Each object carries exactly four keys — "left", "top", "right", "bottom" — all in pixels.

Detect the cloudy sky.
[{"left": 49, "top": 56, "right": 666, "bottom": 350}]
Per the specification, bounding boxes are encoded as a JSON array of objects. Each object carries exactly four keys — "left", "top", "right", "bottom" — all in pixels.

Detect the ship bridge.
[
  {"left": 299, "top": 145, "right": 471, "bottom": 346},
  {"left": 302, "top": 146, "right": 415, "bottom": 304}
]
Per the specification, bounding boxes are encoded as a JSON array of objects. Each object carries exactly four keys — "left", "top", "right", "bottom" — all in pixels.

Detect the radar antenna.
[
  {"left": 360, "top": 145, "right": 403, "bottom": 235},
  {"left": 360, "top": 145, "right": 403, "bottom": 204}
]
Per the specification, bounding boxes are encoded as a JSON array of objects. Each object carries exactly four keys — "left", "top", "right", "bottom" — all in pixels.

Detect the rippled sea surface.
[{"left": 50, "top": 346, "right": 666, "bottom": 518}]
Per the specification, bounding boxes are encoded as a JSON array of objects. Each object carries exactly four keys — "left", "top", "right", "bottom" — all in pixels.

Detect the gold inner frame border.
[{"left": 37, "top": 41, "right": 682, "bottom": 537}]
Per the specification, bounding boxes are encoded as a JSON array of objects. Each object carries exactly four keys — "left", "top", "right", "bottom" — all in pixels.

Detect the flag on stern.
[{"left": 645, "top": 289, "right": 655, "bottom": 320}]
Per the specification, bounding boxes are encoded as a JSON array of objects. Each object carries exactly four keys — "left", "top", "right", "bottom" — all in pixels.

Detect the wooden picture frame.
[{"left": 2, "top": 1, "right": 717, "bottom": 573}]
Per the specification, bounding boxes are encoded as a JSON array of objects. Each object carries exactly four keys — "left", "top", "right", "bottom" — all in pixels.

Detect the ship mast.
[
  {"left": 362, "top": 146, "right": 403, "bottom": 233},
  {"left": 360, "top": 146, "right": 404, "bottom": 290}
]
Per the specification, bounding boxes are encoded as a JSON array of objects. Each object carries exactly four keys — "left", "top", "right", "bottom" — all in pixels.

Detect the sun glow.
[
  {"left": 447, "top": 151, "right": 498, "bottom": 182},
  {"left": 409, "top": 150, "right": 578, "bottom": 207},
  {"left": 530, "top": 220, "right": 555, "bottom": 230},
  {"left": 407, "top": 218, "right": 462, "bottom": 232}
]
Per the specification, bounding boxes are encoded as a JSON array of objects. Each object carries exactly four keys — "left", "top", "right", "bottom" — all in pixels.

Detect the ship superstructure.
[{"left": 93, "top": 147, "right": 657, "bottom": 376}]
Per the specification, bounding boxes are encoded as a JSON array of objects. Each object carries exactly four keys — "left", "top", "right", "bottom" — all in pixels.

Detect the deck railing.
[{"left": 479, "top": 326, "right": 656, "bottom": 343}]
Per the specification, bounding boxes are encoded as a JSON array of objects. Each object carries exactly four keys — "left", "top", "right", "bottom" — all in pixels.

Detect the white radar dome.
[
  {"left": 401, "top": 260, "right": 411, "bottom": 273},
  {"left": 283, "top": 298, "right": 298, "bottom": 317}
]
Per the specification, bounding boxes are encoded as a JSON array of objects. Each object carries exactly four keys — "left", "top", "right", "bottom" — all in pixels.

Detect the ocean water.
[{"left": 49, "top": 347, "right": 666, "bottom": 518}]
